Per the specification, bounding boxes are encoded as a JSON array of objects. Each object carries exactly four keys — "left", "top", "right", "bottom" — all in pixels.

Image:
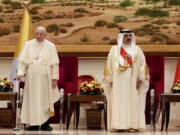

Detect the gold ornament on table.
[{"left": 119, "top": 54, "right": 132, "bottom": 72}]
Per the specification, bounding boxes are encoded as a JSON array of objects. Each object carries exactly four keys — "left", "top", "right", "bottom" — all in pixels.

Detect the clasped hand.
[
  {"left": 16, "top": 75, "right": 24, "bottom": 81},
  {"left": 52, "top": 80, "right": 57, "bottom": 89},
  {"left": 136, "top": 79, "right": 142, "bottom": 89}
]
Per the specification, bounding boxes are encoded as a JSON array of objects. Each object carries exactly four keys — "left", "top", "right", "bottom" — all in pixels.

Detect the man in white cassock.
[
  {"left": 16, "top": 26, "right": 60, "bottom": 131},
  {"left": 104, "top": 29, "right": 149, "bottom": 132}
]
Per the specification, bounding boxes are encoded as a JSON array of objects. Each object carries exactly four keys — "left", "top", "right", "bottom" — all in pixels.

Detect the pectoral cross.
[
  {"left": 35, "top": 56, "right": 39, "bottom": 61},
  {"left": 33, "top": 55, "right": 40, "bottom": 63}
]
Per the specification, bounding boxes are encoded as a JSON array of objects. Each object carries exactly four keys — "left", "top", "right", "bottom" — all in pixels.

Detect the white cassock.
[
  {"left": 17, "top": 39, "right": 60, "bottom": 126},
  {"left": 104, "top": 33, "right": 149, "bottom": 130}
]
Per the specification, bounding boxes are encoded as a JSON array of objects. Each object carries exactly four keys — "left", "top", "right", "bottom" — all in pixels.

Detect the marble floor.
[{"left": 0, "top": 120, "right": 180, "bottom": 135}]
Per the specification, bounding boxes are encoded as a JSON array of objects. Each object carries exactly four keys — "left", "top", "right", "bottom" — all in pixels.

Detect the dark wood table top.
[
  {"left": 0, "top": 92, "right": 17, "bottom": 101},
  {"left": 68, "top": 94, "right": 106, "bottom": 102},
  {"left": 161, "top": 93, "right": 180, "bottom": 96},
  {"left": 161, "top": 93, "right": 180, "bottom": 102}
]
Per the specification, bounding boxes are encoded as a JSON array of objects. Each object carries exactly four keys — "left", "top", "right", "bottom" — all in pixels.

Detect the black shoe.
[
  {"left": 41, "top": 125, "right": 52, "bottom": 131},
  {"left": 25, "top": 126, "right": 39, "bottom": 131},
  {"left": 41, "top": 119, "right": 52, "bottom": 131},
  {"left": 41, "top": 119, "right": 50, "bottom": 127}
]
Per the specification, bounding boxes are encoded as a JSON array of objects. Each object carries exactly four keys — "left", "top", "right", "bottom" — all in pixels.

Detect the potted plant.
[
  {"left": 79, "top": 80, "right": 104, "bottom": 95},
  {"left": 171, "top": 79, "right": 180, "bottom": 93},
  {"left": 0, "top": 77, "right": 13, "bottom": 92}
]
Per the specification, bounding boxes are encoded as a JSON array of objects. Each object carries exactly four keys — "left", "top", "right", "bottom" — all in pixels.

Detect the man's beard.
[
  {"left": 127, "top": 38, "right": 131, "bottom": 42},
  {"left": 124, "top": 39, "right": 131, "bottom": 45}
]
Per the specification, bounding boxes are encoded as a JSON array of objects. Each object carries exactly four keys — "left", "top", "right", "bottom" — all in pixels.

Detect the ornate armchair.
[
  {"left": 50, "top": 56, "right": 78, "bottom": 124},
  {"left": 145, "top": 56, "right": 164, "bottom": 124}
]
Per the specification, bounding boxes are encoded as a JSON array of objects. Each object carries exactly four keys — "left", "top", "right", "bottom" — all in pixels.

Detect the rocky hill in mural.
[{"left": 0, "top": 0, "right": 179, "bottom": 46}]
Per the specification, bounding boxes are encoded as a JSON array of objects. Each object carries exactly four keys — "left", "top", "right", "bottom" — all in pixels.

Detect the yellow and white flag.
[{"left": 10, "top": 8, "right": 34, "bottom": 91}]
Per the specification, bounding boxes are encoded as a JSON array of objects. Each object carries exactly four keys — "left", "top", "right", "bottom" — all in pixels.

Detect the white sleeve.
[
  {"left": 17, "top": 62, "right": 26, "bottom": 76},
  {"left": 51, "top": 64, "right": 59, "bottom": 80},
  {"left": 138, "top": 47, "right": 149, "bottom": 81},
  {"left": 137, "top": 47, "right": 150, "bottom": 93}
]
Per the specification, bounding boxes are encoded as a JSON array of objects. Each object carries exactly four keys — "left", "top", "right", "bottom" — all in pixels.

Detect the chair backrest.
[
  {"left": 58, "top": 56, "right": 78, "bottom": 95},
  {"left": 50, "top": 56, "right": 78, "bottom": 124},
  {"left": 77, "top": 75, "right": 95, "bottom": 93},
  {"left": 145, "top": 56, "right": 164, "bottom": 124}
]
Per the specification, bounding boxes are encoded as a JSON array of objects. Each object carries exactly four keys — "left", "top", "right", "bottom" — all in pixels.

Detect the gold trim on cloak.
[
  {"left": 119, "top": 54, "right": 132, "bottom": 72},
  {"left": 104, "top": 62, "right": 110, "bottom": 76},
  {"left": 145, "top": 64, "right": 150, "bottom": 80},
  {"left": 118, "top": 46, "right": 139, "bottom": 72},
  {"left": 48, "top": 109, "right": 55, "bottom": 117}
]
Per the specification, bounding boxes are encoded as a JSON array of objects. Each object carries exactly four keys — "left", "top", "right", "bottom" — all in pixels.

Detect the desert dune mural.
[{"left": 0, "top": 0, "right": 179, "bottom": 46}]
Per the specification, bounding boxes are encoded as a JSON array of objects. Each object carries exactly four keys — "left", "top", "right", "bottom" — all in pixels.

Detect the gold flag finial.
[{"left": 21, "top": 0, "right": 30, "bottom": 10}]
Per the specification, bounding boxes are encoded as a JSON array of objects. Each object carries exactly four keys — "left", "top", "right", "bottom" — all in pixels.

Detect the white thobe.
[
  {"left": 104, "top": 45, "right": 149, "bottom": 130},
  {"left": 17, "top": 39, "right": 60, "bottom": 126}
]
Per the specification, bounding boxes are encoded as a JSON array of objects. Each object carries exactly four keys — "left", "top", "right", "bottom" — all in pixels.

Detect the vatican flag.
[{"left": 10, "top": 8, "right": 34, "bottom": 91}]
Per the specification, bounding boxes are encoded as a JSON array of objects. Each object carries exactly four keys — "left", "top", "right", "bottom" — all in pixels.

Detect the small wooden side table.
[
  {"left": 66, "top": 94, "right": 107, "bottom": 130},
  {"left": 0, "top": 92, "right": 17, "bottom": 127},
  {"left": 160, "top": 93, "right": 180, "bottom": 131}
]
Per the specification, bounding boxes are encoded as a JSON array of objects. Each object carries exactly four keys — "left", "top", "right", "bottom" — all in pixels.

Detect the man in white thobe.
[
  {"left": 16, "top": 26, "right": 60, "bottom": 131},
  {"left": 104, "top": 29, "right": 149, "bottom": 132}
]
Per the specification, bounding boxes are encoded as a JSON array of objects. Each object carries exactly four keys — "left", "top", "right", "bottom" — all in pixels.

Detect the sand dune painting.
[{"left": 0, "top": 0, "right": 179, "bottom": 46}]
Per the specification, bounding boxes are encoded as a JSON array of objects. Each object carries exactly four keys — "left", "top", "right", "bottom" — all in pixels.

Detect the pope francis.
[{"left": 16, "top": 26, "right": 60, "bottom": 131}]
